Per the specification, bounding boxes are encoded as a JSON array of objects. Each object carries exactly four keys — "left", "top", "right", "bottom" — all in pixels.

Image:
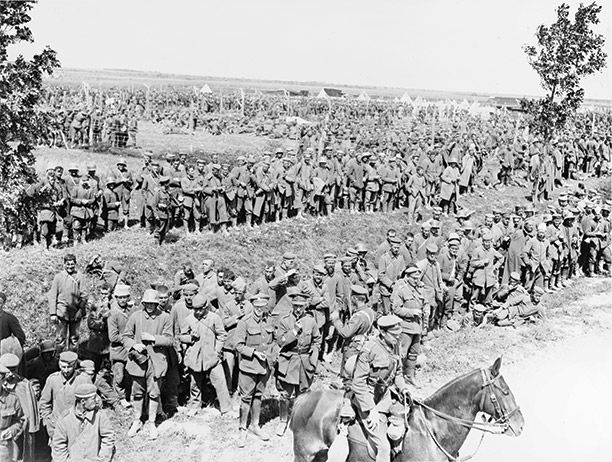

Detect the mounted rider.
[{"left": 350, "top": 314, "right": 411, "bottom": 462}]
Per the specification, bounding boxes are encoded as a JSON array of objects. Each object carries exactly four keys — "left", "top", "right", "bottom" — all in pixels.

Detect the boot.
[
  {"left": 276, "top": 399, "right": 289, "bottom": 436},
  {"left": 404, "top": 355, "right": 417, "bottom": 387},
  {"left": 249, "top": 399, "right": 269, "bottom": 441},
  {"left": 146, "top": 399, "right": 159, "bottom": 439},
  {"left": 237, "top": 428, "right": 247, "bottom": 448},
  {"left": 127, "top": 399, "right": 143, "bottom": 437}
]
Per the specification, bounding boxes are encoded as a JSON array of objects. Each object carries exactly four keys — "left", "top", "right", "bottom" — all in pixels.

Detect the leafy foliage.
[
  {"left": 520, "top": 2, "right": 607, "bottom": 141},
  {"left": 0, "top": 1, "right": 59, "bottom": 226}
]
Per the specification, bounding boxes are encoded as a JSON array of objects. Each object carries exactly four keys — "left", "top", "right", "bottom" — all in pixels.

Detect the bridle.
[{"left": 414, "top": 368, "right": 521, "bottom": 461}]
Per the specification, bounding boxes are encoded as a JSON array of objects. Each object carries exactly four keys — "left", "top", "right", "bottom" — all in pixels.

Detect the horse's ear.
[{"left": 491, "top": 357, "right": 502, "bottom": 377}]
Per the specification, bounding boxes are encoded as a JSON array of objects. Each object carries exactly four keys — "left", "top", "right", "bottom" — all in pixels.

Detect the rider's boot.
[
  {"left": 249, "top": 398, "right": 269, "bottom": 441},
  {"left": 404, "top": 354, "right": 418, "bottom": 387}
]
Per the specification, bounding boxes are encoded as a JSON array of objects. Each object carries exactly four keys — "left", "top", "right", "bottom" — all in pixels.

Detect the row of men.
[{"left": 17, "top": 129, "right": 604, "bottom": 249}]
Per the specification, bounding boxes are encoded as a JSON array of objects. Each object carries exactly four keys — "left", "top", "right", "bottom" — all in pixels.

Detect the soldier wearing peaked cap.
[
  {"left": 521, "top": 222, "right": 552, "bottom": 293},
  {"left": 52, "top": 381, "right": 115, "bottom": 462},
  {"left": 350, "top": 314, "right": 411, "bottom": 462},
  {"left": 0, "top": 364, "right": 25, "bottom": 460},
  {"left": 234, "top": 293, "right": 275, "bottom": 447},
  {"left": 150, "top": 175, "right": 174, "bottom": 245},
  {"left": 177, "top": 293, "right": 232, "bottom": 420},
  {"left": 377, "top": 236, "right": 406, "bottom": 315},
  {"left": 102, "top": 174, "right": 122, "bottom": 232},
  {"left": 39, "top": 351, "right": 92, "bottom": 442},
  {"left": 274, "top": 289, "right": 321, "bottom": 436},
  {"left": 330, "top": 284, "right": 376, "bottom": 387}
]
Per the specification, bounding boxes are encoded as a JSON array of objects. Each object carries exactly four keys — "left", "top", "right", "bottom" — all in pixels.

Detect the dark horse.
[{"left": 290, "top": 357, "right": 524, "bottom": 462}]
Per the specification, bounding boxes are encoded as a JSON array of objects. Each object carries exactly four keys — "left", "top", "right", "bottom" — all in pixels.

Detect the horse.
[{"left": 290, "top": 357, "right": 524, "bottom": 462}]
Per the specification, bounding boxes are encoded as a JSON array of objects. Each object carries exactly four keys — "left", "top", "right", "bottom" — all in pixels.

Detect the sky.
[{"left": 13, "top": 0, "right": 612, "bottom": 99}]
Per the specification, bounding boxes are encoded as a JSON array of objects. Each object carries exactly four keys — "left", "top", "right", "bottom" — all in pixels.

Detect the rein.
[{"left": 413, "top": 368, "right": 521, "bottom": 461}]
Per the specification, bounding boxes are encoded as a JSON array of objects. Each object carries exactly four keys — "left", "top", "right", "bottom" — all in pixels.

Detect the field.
[{"left": 2, "top": 112, "right": 611, "bottom": 461}]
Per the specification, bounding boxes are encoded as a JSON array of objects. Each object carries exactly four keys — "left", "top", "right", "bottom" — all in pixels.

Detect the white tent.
[
  {"left": 317, "top": 88, "right": 330, "bottom": 99},
  {"left": 357, "top": 91, "right": 371, "bottom": 101},
  {"left": 200, "top": 84, "right": 213, "bottom": 95},
  {"left": 400, "top": 93, "right": 413, "bottom": 104}
]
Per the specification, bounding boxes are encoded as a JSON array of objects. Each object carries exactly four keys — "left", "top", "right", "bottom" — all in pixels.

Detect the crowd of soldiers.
[{"left": 0, "top": 175, "right": 610, "bottom": 460}]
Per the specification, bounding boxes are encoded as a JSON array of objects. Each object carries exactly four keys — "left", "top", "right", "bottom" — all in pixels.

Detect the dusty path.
[{"left": 466, "top": 322, "right": 612, "bottom": 462}]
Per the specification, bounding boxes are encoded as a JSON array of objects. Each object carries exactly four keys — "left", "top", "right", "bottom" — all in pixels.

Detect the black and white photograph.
[{"left": 0, "top": 1, "right": 610, "bottom": 461}]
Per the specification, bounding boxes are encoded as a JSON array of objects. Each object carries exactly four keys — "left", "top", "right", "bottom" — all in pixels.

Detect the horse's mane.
[{"left": 423, "top": 366, "right": 483, "bottom": 405}]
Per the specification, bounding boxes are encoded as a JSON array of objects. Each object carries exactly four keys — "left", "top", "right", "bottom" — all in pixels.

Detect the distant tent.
[
  {"left": 393, "top": 97, "right": 400, "bottom": 103},
  {"left": 318, "top": 88, "right": 344, "bottom": 99},
  {"left": 400, "top": 93, "right": 413, "bottom": 104},
  {"left": 357, "top": 91, "right": 371, "bottom": 101},
  {"left": 200, "top": 84, "right": 213, "bottom": 95}
]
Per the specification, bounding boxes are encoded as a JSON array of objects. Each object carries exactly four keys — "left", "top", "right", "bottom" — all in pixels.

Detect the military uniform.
[
  {"left": 351, "top": 320, "right": 408, "bottom": 462},
  {"left": 0, "top": 387, "right": 25, "bottom": 461},
  {"left": 234, "top": 298, "right": 275, "bottom": 443}
]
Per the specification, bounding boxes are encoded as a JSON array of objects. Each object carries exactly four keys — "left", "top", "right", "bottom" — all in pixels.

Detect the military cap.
[
  {"left": 117, "top": 157, "right": 128, "bottom": 166},
  {"left": 159, "top": 176, "right": 170, "bottom": 184},
  {"left": 323, "top": 253, "right": 337, "bottom": 261},
  {"left": 182, "top": 283, "right": 199, "bottom": 293},
  {"left": 79, "top": 359, "right": 95, "bottom": 372},
  {"left": 40, "top": 340, "right": 56, "bottom": 353},
  {"left": 510, "top": 272, "right": 521, "bottom": 281},
  {"left": 537, "top": 223, "right": 547, "bottom": 233},
  {"left": 275, "top": 148, "right": 284, "bottom": 154},
  {"left": 429, "top": 219, "right": 440, "bottom": 228},
  {"left": 402, "top": 264, "right": 421, "bottom": 277},
  {"left": 211, "top": 163, "right": 221, "bottom": 170},
  {"left": 377, "top": 315, "right": 402, "bottom": 331},
  {"left": 0, "top": 364, "right": 9, "bottom": 375},
  {"left": 313, "top": 265, "right": 326, "bottom": 275},
  {"left": 351, "top": 284, "right": 368, "bottom": 296},
  {"left": 426, "top": 243, "right": 439, "bottom": 254},
  {"left": 533, "top": 286, "right": 546, "bottom": 296},
  {"left": 143, "top": 151, "right": 153, "bottom": 159},
  {"left": 0, "top": 353, "right": 20, "bottom": 369},
  {"left": 346, "top": 247, "right": 359, "bottom": 256},
  {"left": 432, "top": 206, "right": 442, "bottom": 213},
  {"left": 150, "top": 159, "right": 160, "bottom": 166},
  {"left": 542, "top": 214, "right": 552, "bottom": 222},
  {"left": 68, "top": 163, "right": 79, "bottom": 172},
  {"left": 484, "top": 213, "right": 494, "bottom": 220},
  {"left": 359, "top": 152, "right": 371, "bottom": 160},
  {"left": 481, "top": 232, "right": 493, "bottom": 241},
  {"left": 558, "top": 194, "right": 568, "bottom": 201},
  {"left": 318, "top": 156, "right": 328, "bottom": 164},
  {"left": 282, "top": 252, "right": 297, "bottom": 260},
  {"left": 114, "top": 284, "right": 130, "bottom": 297},
  {"left": 59, "top": 351, "right": 78, "bottom": 363},
  {"left": 166, "top": 153, "right": 176, "bottom": 161},
  {"left": 472, "top": 304, "right": 487, "bottom": 313},
  {"left": 339, "top": 256, "right": 353, "bottom": 264},
  {"left": 246, "top": 155, "right": 256, "bottom": 163},
  {"left": 355, "top": 242, "right": 368, "bottom": 253},
  {"left": 447, "top": 232, "right": 461, "bottom": 243},
  {"left": 562, "top": 210, "right": 575, "bottom": 220},
  {"left": 86, "top": 163, "right": 96, "bottom": 171},
  {"left": 153, "top": 283, "right": 169, "bottom": 294},
  {"left": 250, "top": 293, "right": 270, "bottom": 307},
  {"left": 388, "top": 236, "right": 402, "bottom": 245},
  {"left": 141, "top": 289, "right": 160, "bottom": 304},
  {"left": 191, "top": 294, "right": 209, "bottom": 309},
  {"left": 421, "top": 222, "right": 431, "bottom": 229},
  {"left": 74, "top": 383, "right": 98, "bottom": 399},
  {"left": 602, "top": 203, "right": 611, "bottom": 212},
  {"left": 552, "top": 211, "right": 562, "bottom": 219},
  {"left": 196, "top": 158, "right": 206, "bottom": 164},
  {"left": 236, "top": 155, "right": 246, "bottom": 162}
]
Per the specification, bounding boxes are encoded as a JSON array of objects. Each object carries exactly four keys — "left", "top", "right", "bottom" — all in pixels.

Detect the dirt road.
[{"left": 466, "top": 326, "right": 612, "bottom": 462}]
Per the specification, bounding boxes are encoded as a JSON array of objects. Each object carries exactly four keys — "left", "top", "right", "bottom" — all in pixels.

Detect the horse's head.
[{"left": 477, "top": 357, "right": 525, "bottom": 437}]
